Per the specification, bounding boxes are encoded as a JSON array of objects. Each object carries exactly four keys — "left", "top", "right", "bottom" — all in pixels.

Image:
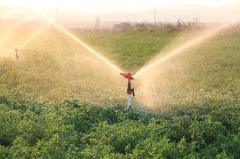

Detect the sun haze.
[{"left": 0, "top": 0, "right": 240, "bottom": 22}]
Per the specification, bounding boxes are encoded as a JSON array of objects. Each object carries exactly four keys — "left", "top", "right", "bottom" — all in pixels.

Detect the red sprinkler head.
[
  {"left": 120, "top": 72, "right": 134, "bottom": 83},
  {"left": 120, "top": 72, "right": 135, "bottom": 96}
]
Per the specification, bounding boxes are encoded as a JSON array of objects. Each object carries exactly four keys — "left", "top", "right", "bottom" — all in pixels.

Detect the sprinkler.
[
  {"left": 14, "top": 48, "right": 19, "bottom": 60},
  {"left": 120, "top": 72, "right": 135, "bottom": 109}
]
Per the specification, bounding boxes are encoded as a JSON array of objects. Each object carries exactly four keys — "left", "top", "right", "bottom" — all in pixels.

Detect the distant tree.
[
  {"left": 134, "top": 23, "right": 147, "bottom": 31},
  {"left": 113, "top": 23, "right": 133, "bottom": 32}
]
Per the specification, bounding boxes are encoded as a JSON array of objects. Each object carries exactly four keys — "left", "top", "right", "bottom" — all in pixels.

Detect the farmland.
[
  {"left": 0, "top": 23, "right": 240, "bottom": 158},
  {"left": 72, "top": 31, "right": 179, "bottom": 72}
]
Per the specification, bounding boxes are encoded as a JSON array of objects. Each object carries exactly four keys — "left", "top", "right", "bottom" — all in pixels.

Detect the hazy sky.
[{"left": 0, "top": 0, "right": 240, "bottom": 22}]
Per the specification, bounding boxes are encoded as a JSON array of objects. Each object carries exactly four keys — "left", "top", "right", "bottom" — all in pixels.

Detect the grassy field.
[
  {"left": 0, "top": 24, "right": 240, "bottom": 158},
  {"left": 72, "top": 31, "right": 179, "bottom": 72}
]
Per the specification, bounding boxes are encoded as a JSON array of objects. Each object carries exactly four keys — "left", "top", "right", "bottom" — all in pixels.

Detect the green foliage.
[{"left": 0, "top": 95, "right": 239, "bottom": 158}]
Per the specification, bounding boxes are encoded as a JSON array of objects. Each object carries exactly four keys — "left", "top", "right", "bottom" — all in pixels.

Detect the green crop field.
[
  {"left": 72, "top": 31, "right": 179, "bottom": 72},
  {"left": 0, "top": 24, "right": 240, "bottom": 158}
]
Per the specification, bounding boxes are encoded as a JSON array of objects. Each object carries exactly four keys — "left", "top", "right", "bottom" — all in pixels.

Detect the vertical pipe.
[{"left": 128, "top": 95, "right": 132, "bottom": 109}]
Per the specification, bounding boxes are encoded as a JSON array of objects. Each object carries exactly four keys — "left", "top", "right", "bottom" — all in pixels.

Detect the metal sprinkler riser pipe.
[{"left": 120, "top": 72, "right": 135, "bottom": 109}]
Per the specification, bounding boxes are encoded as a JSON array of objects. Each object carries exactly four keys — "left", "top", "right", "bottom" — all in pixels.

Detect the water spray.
[
  {"left": 120, "top": 72, "right": 135, "bottom": 109},
  {"left": 134, "top": 25, "right": 228, "bottom": 78},
  {"left": 6, "top": 23, "right": 50, "bottom": 60},
  {"left": 0, "top": 15, "right": 38, "bottom": 50},
  {"left": 38, "top": 13, "right": 122, "bottom": 74},
  {"left": 18, "top": 23, "right": 50, "bottom": 50}
]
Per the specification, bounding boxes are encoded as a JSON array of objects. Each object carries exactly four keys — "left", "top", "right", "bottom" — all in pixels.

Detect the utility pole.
[
  {"left": 94, "top": 16, "right": 101, "bottom": 31},
  {"left": 194, "top": 17, "right": 199, "bottom": 25},
  {"left": 153, "top": 8, "right": 157, "bottom": 25}
]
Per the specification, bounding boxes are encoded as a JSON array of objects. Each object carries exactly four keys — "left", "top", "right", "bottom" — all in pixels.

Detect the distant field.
[{"left": 72, "top": 31, "right": 179, "bottom": 72}]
